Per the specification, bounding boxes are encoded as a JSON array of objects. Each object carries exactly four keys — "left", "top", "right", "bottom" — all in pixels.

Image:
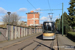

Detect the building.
[
  {"left": 0, "top": 22, "right": 4, "bottom": 25},
  {"left": 20, "top": 21, "right": 27, "bottom": 26},
  {"left": 26, "top": 11, "right": 40, "bottom": 26},
  {"left": 17, "top": 21, "right": 27, "bottom": 26}
]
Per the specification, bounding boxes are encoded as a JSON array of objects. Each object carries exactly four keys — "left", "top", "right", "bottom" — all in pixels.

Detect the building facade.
[
  {"left": 26, "top": 11, "right": 40, "bottom": 26},
  {"left": 0, "top": 22, "right": 4, "bottom": 25}
]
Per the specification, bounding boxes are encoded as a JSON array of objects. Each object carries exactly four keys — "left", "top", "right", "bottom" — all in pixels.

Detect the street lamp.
[
  {"left": 7, "top": 12, "right": 11, "bottom": 24},
  {"left": 7, "top": 12, "right": 11, "bottom": 40},
  {"left": 7, "top": 12, "right": 11, "bottom": 15}
]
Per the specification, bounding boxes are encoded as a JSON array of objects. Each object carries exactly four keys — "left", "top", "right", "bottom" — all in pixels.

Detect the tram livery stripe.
[{"left": 43, "top": 33, "right": 55, "bottom": 36}]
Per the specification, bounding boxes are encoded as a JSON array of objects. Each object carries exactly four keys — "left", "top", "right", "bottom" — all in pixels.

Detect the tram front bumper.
[{"left": 43, "top": 35, "right": 55, "bottom": 39}]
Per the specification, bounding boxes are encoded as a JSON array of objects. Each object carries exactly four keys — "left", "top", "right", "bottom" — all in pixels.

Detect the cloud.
[
  {"left": 20, "top": 16, "right": 27, "bottom": 19},
  {"left": 18, "top": 8, "right": 27, "bottom": 12},
  {"left": 40, "top": 15, "right": 60, "bottom": 23},
  {"left": 41, "top": 15, "right": 53, "bottom": 21},
  {"left": 32, "top": 8, "right": 41, "bottom": 11},
  {"left": 12, "top": 12, "right": 17, "bottom": 14},
  {"left": 40, "top": 15, "right": 59, "bottom": 22},
  {"left": 32, "top": 8, "right": 43, "bottom": 14},
  {"left": 40, "top": 16, "right": 50, "bottom": 21},
  {"left": 40, "top": 16, "right": 50, "bottom": 24},
  {"left": 40, "top": 16, "right": 48, "bottom": 20},
  {"left": 0, "top": 17, "right": 2, "bottom": 20},
  {"left": 0, "top": 7, "right": 7, "bottom": 14},
  {"left": 35, "top": 8, "right": 41, "bottom": 11},
  {"left": 0, "top": 16, "right": 3, "bottom": 21},
  {"left": 40, "top": 15, "right": 58, "bottom": 24}
]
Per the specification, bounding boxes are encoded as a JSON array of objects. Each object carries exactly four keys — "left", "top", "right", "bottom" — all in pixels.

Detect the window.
[{"left": 44, "top": 22, "right": 53, "bottom": 31}]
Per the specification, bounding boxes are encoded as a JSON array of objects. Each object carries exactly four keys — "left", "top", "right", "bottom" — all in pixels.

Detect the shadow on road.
[
  {"left": 66, "top": 35, "right": 75, "bottom": 42},
  {"left": 34, "top": 40, "right": 54, "bottom": 50},
  {"left": 36, "top": 34, "right": 43, "bottom": 40},
  {"left": 57, "top": 30, "right": 75, "bottom": 42}
]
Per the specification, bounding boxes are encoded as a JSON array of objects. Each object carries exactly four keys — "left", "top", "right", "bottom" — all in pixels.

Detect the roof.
[
  {"left": 26, "top": 11, "right": 39, "bottom": 14},
  {"left": 26, "top": 12, "right": 39, "bottom": 14}
]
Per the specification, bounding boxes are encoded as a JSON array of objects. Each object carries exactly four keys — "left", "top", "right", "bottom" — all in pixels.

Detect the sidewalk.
[
  {"left": 0, "top": 33, "right": 40, "bottom": 50},
  {"left": 57, "top": 31, "right": 75, "bottom": 50}
]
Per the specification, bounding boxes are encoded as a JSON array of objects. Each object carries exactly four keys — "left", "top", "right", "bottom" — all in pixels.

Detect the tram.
[{"left": 42, "top": 21, "right": 55, "bottom": 39}]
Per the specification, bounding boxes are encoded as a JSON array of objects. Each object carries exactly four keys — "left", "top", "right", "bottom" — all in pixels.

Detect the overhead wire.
[
  {"left": 27, "top": 0, "right": 36, "bottom": 10},
  {"left": 48, "top": 0, "right": 53, "bottom": 21},
  {"left": 48, "top": 0, "right": 52, "bottom": 13}
]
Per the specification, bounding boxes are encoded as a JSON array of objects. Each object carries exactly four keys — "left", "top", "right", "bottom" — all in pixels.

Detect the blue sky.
[{"left": 0, "top": 0, "right": 70, "bottom": 24}]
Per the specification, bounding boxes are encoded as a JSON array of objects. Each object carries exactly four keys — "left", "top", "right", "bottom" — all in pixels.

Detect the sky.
[{"left": 0, "top": 0, "right": 70, "bottom": 24}]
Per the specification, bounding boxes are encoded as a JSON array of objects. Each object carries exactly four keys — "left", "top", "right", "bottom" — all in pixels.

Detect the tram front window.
[{"left": 43, "top": 22, "right": 54, "bottom": 33}]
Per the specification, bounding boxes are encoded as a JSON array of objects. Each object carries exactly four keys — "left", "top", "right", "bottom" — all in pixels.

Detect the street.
[
  {"left": 0, "top": 32, "right": 75, "bottom": 50},
  {"left": 0, "top": 33, "right": 57, "bottom": 50}
]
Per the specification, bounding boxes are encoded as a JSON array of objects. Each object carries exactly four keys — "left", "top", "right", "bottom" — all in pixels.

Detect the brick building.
[{"left": 26, "top": 11, "right": 40, "bottom": 26}]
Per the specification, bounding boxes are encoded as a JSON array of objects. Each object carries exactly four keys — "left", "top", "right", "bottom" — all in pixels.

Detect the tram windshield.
[{"left": 43, "top": 22, "right": 55, "bottom": 33}]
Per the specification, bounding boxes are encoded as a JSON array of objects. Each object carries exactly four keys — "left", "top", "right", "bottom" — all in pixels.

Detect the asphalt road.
[{"left": 2, "top": 33, "right": 57, "bottom": 50}]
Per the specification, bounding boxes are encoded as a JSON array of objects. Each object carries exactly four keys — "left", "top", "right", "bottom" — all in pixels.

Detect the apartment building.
[{"left": 26, "top": 11, "right": 40, "bottom": 26}]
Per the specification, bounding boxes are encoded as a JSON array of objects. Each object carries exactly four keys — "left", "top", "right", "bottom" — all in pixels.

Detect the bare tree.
[
  {"left": 3, "top": 14, "right": 9, "bottom": 24},
  {"left": 2, "top": 12, "right": 21, "bottom": 25}
]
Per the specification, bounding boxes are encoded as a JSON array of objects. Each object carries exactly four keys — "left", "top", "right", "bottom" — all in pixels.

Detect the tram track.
[
  {"left": 18, "top": 42, "right": 34, "bottom": 50},
  {"left": 33, "top": 44, "right": 41, "bottom": 50},
  {"left": 33, "top": 35, "right": 56, "bottom": 50},
  {"left": 18, "top": 35, "right": 43, "bottom": 50},
  {"left": 19, "top": 38, "right": 55, "bottom": 50},
  {"left": 2, "top": 33, "right": 57, "bottom": 50},
  {"left": 2, "top": 33, "right": 42, "bottom": 50},
  {"left": 33, "top": 40, "right": 54, "bottom": 50}
]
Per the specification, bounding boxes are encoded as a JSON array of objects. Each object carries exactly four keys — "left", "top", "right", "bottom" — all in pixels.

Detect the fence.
[
  {"left": 0, "top": 28, "right": 7, "bottom": 41},
  {"left": 0, "top": 24, "right": 42, "bottom": 42}
]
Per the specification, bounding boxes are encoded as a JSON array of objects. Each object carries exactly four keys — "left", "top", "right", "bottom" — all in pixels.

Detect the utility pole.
[
  {"left": 48, "top": 13, "right": 53, "bottom": 21},
  {"left": 7, "top": 12, "right": 11, "bottom": 41},
  {"left": 59, "top": 14, "right": 60, "bottom": 31},
  {"left": 62, "top": 3, "right": 64, "bottom": 36}
]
